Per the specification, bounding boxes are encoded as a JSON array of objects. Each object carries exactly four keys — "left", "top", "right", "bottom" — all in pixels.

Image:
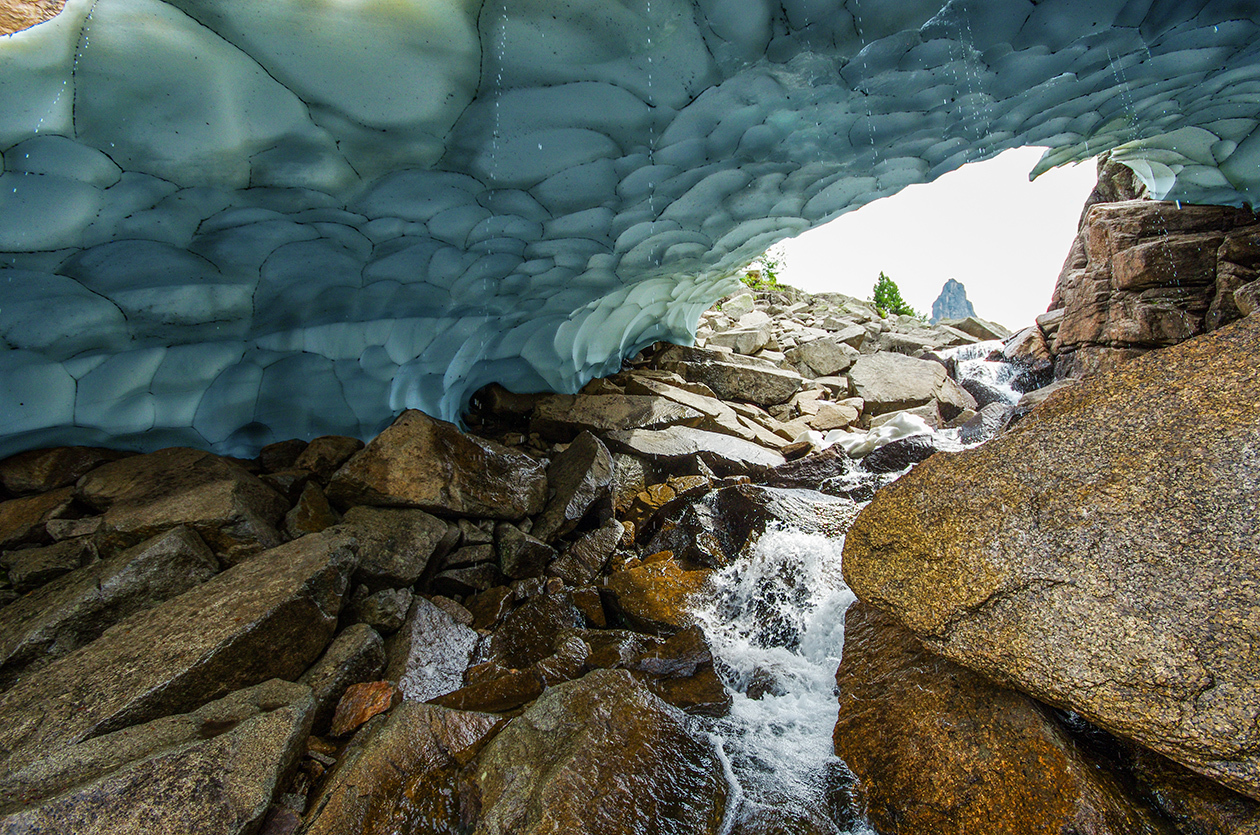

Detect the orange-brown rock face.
[{"left": 0, "top": 1, "right": 64, "bottom": 36}]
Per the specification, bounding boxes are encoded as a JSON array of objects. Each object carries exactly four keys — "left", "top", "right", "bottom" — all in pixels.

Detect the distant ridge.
[{"left": 930, "top": 279, "right": 976, "bottom": 324}]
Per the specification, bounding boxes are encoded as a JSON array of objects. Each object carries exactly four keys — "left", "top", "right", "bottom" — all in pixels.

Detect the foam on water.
[
  {"left": 692, "top": 526, "right": 876, "bottom": 835},
  {"left": 943, "top": 339, "right": 1022, "bottom": 406}
]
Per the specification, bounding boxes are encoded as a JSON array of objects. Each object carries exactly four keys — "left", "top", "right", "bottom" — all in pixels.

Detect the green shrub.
[
  {"left": 741, "top": 245, "right": 790, "bottom": 292},
  {"left": 870, "top": 272, "right": 917, "bottom": 318}
]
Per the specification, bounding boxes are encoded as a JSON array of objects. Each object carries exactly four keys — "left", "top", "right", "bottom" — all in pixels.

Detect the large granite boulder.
[
  {"left": 0, "top": 446, "right": 132, "bottom": 496},
  {"left": 465, "top": 669, "right": 728, "bottom": 835},
  {"left": 834, "top": 603, "right": 1170, "bottom": 835},
  {"left": 842, "top": 315, "right": 1260, "bottom": 799},
  {"left": 530, "top": 393, "right": 703, "bottom": 441},
  {"left": 0, "top": 529, "right": 355, "bottom": 776},
  {"left": 846, "top": 352, "right": 975, "bottom": 419},
  {"left": 327, "top": 410, "right": 547, "bottom": 520},
  {"left": 531, "top": 430, "right": 614, "bottom": 543},
  {"left": 0, "top": 679, "right": 314, "bottom": 835}
]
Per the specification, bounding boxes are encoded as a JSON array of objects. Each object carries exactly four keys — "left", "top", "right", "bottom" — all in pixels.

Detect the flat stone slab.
[
  {"left": 603, "top": 426, "right": 784, "bottom": 473},
  {"left": 530, "top": 393, "right": 703, "bottom": 441},
  {"left": 0, "top": 529, "right": 355, "bottom": 776}
]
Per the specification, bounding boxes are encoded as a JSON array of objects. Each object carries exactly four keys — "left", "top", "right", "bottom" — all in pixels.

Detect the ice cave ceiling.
[{"left": 2, "top": 0, "right": 1259, "bottom": 455}]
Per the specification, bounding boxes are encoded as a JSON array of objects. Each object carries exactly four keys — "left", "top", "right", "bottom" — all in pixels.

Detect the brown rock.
[
  {"left": 0, "top": 487, "right": 75, "bottom": 549},
  {"left": 0, "top": 446, "right": 131, "bottom": 496},
  {"left": 283, "top": 481, "right": 339, "bottom": 539},
  {"left": 0, "top": 529, "right": 355, "bottom": 776},
  {"left": 3, "top": 536, "right": 97, "bottom": 591},
  {"left": 258, "top": 467, "right": 315, "bottom": 503},
  {"left": 329, "top": 680, "right": 402, "bottom": 737},
  {"left": 530, "top": 393, "right": 703, "bottom": 441},
  {"left": 531, "top": 431, "right": 614, "bottom": 542},
  {"left": 0, "top": 527, "right": 218, "bottom": 689},
  {"left": 258, "top": 438, "right": 307, "bottom": 473},
  {"left": 466, "top": 585, "right": 515, "bottom": 630},
  {"left": 834, "top": 603, "right": 1170, "bottom": 835},
  {"left": 0, "top": 1, "right": 66, "bottom": 36},
  {"left": 303, "top": 702, "right": 500, "bottom": 835},
  {"left": 298, "top": 623, "right": 386, "bottom": 735},
  {"left": 75, "top": 447, "right": 288, "bottom": 563},
  {"left": 487, "top": 591, "right": 585, "bottom": 669},
  {"left": 340, "top": 505, "right": 456, "bottom": 587},
  {"left": 293, "top": 435, "right": 365, "bottom": 481},
  {"left": 0, "top": 679, "right": 314, "bottom": 834},
  {"left": 466, "top": 669, "right": 728, "bottom": 834},
  {"left": 430, "top": 562, "right": 506, "bottom": 597},
  {"left": 605, "top": 556, "right": 712, "bottom": 635},
  {"left": 548, "top": 518, "right": 622, "bottom": 586},
  {"left": 494, "top": 522, "right": 555, "bottom": 580},
  {"left": 842, "top": 315, "right": 1260, "bottom": 798},
  {"left": 326, "top": 410, "right": 547, "bottom": 520},
  {"left": 430, "top": 665, "right": 545, "bottom": 713}
]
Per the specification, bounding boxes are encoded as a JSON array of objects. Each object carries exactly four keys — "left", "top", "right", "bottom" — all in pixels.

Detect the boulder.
[
  {"left": 707, "top": 323, "right": 772, "bottom": 355},
  {"left": 326, "top": 410, "right": 547, "bottom": 520},
  {"left": 605, "top": 556, "right": 712, "bottom": 635},
  {"left": 847, "top": 352, "right": 976, "bottom": 418},
  {"left": 385, "top": 596, "right": 479, "bottom": 702},
  {"left": 808, "top": 401, "right": 860, "bottom": 431},
  {"left": 842, "top": 315, "right": 1260, "bottom": 798},
  {"left": 959, "top": 401, "right": 1014, "bottom": 444},
  {"left": 282, "top": 481, "right": 339, "bottom": 539},
  {"left": 75, "top": 447, "right": 288, "bottom": 563},
  {"left": 0, "top": 529, "right": 355, "bottom": 776},
  {"left": 859, "top": 435, "right": 941, "bottom": 474},
  {"left": 292, "top": 435, "right": 365, "bottom": 481},
  {"left": 941, "top": 316, "right": 1012, "bottom": 340},
  {"left": 0, "top": 487, "right": 75, "bottom": 550},
  {"left": 303, "top": 702, "right": 500, "bottom": 835},
  {"left": 329, "top": 680, "right": 402, "bottom": 737},
  {"left": 621, "top": 375, "right": 760, "bottom": 443},
  {"left": 834, "top": 604, "right": 1170, "bottom": 835},
  {"left": 487, "top": 590, "right": 586, "bottom": 669},
  {"left": 657, "top": 345, "right": 804, "bottom": 406},
  {"left": 645, "top": 485, "right": 861, "bottom": 569},
  {"left": 258, "top": 438, "right": 307, "bottom": 473},
  {"left": 3, "top": 536, "right": 97, "bottom": 591},
  {"left": 0, "top": 527, "right": 218, "bottom": 689},
  {"left": 353, "top": 587, "right": 413, "bottom": 633},
  {"left": 0, "top": 679, "right": 314, "bottom": 834},
  {"left": 548, "top": 518, "right": 622, "bottom": 586},
  {"left": 785, "top": 337, "right": 859, "bottom": 377},
  {"left": 465, "top": 669, "right": 727, "bottom": 835},
  {"left": 531, "top": 431, "right": 613, "bottom": 542},
  {"left": 298, "top": 623, "right": 386, "bottom": 735},
  {"left": 530, "top": 393, "right": 703, "bottom": 441},
  {"left": 0, "top": 447, "right": 132, "bottom": 496},
  {"left": 494, "top": 523, "right": 555, "bottom": 580},
  {"left": 603, "top": 426, "right": 785, "bottom": 476},
  {"left": 340, "top": 505, "right": 457, "bottom": 588}
]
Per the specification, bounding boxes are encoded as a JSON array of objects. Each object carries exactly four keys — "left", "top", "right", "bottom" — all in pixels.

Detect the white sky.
[{"left": 778, "top": 146, "right": 1099, "bottom": 330}]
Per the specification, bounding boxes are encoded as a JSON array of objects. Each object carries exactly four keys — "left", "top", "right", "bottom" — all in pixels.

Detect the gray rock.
[
  {"left": 327, "top": 410, "right": 548, "bottom": 521},
  {"left": 531, "top": 393, "right": 703, "bottom": 441},
  {"left": 75, "top": 447, "right": 288, "bottom": 564},
  {"left": 1006, "top": 379, "right": 1076, "bottom": 427},
  {"left": 0, "top": 529, "right": 355, "bottom": 776},
  {"left": 495, "top": 523, "right": 556, "bottom": 580},
  {"left": 0, "top": 527, "right": 219, "bottom": 689},
  {"left": 305, "top": 702, "right": 500, "bottom": 835},
  {"left": 603, "top": 426, "right": 785, "bottom": 475},
  {"left": 720, "top": 292, "right": 756, "bottom": 319},
  {"left": 532, "top": 431, "right": 613, "bottom": 543},
  {"left": 299, "top": 623, "right": 386, "bottom": 735},
  {"left": 355, "top": 587, "right": 413, "bottom": 633},
  {"left": 621, "top": 375, "right": 759, "bottom": 443},
  {"left": 842, "top": 315, "right": 1260, "bottom": 798},
  {"left": 0, "top": 679, "right": 314, "bottom": 834},
  {"left": 706, "top": 323, "right": 771, "bottom": 355},
  {"left": 942, "top": 316, "right": 1012, "bottom": 340},
  {"left": 959, "top": 401, "right": 1014, "bottom": 444},
  {"left": 467, "top": 669, "right": 727, "bottom": 835},
  {"left": 341, "top": 505, "right": 456, "bottom": 588},
  {"left": 657, "top": 345, "right": 803, "bottom": 406},
  {"left": 848, "top": 352, "right": 976, "bottom": 418},
  {"left": 786, "top": 337, "right": 859, "bottom": 377},
  {"left": 385, "top": 596, "right": 479, "bottom": 702}
]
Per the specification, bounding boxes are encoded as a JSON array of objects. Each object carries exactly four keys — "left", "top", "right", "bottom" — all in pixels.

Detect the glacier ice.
[{"left": 2, "top": 0, "right": 1260, "bottom": 455}]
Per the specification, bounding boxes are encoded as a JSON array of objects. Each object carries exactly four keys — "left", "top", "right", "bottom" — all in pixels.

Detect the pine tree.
[{"left": 871, "top": 272, "right": 917, "bottom": 317}]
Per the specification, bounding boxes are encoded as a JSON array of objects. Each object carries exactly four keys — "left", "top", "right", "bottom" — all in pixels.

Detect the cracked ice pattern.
[{"left": 1, "top": 0, "right": 1259, "bottom": 455}]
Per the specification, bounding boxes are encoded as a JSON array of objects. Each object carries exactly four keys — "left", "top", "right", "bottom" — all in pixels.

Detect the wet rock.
[
  {"left": 532, "top": 431, "right": 614, "bottom": 542},
  {"left": 259, "top": 468, "right": 315, "bottom": 503},
  {"left": 303, "top": 702, "right": 500, "bottom": 835},
  {"left": 430, "top": 562, "right": 506, "bottom": 598},
  {"left": 842, "top": 315, "right": 1260, "bottom": 798},
  {"left": 860, "top": 435, "right": 941, "bottom": 474},
  {"left": 0, "top": 679, "right": 314, "bottom": 834},
  {"left": 293, "top": 435, "right": 364, "bottom": 481},
  {"left": 625, "top": 626, "right": 731, "bottom": 717},
  {"left": 959, "top": 377, "right": 1008, "bottom": 409},
  {"left": 621, "top": 375, "right": 761, "bottom": 444},
  {"left": 354, "top": 587, "right": 412, "bottom": 633},
  {"left": 548, "top": 518, "right": 622, "bottom": 586},
  {"left": 431, "top": 665, "right": 546, "bottom": 713},
  {"left": 329, "top": 680, "right": 402, "bottom": 737},
  {"left": 258, "top": 439, "right": 308, "bottom": 473},
  {"left": 646, "top": 485, "right": 861, "bottom": 569},
  {"left": 466, "top": 669, "right": 727, "bottom": 835},
  {"left": 604, "top": 426, "right": 784, "bottom": 476},
  {"left": 660, "top": 350, "right": 804, "bottom": 406},
  {"left": 75, "top": 447, "right": 288, "bottom": 563},
  {"left": 283, "top": 481, "right": 339, "bottom": 539},
  {"left": 3, "top": 536, "right": 97, "bottom": 591},
  {"left": 466, "top": 586, "right": 515, "bottom": 631},
  {"left": 326, "top": 410, "right": 547, "bottom": 521},
  {"left": 530, "top": 393, "right": 703, "bottom": 441},
  {"left": 0, "top": 527, "right": 218, "bottom": 689},
  {"left": 1005, "top": 379, "right": 1075, "bottom": 427},
  {"left": 0, "top": 529, "right": 355, "bottom": 776},
  {"left": 299, "top": 623, "right": 386, "bottom": 736},
  {"left": 385, "top": 596, "right": 479, "bottom": 702},
  {"left": 340, "top": 505, "right": 456, "bottom": 588},
  {"left": 495, "top": 522, "right": 555, "bottom": 580},
  {"left": 959, "top": 401, "right": 1014, "bottom": 444},
  {"left": 1125, "top": 743, "right": 1260, "bottom": 833},
  {"left": 0, "top": 447, "right": 132, "bottom": 496},
  {"left": 0, "top": 487, "right": 76, "bottom": 549},
  {"left": 44, "top": 515, "right": 102, "bottom": 541},
  {"left": 605, "top": 556, "right": 712, "bottom": 635},
  {"left": 834, "top": 603, "right": 1170, "bottom": 835},
  {"left": 488, "top": 591, "right": 585, "bottom": 669}
]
